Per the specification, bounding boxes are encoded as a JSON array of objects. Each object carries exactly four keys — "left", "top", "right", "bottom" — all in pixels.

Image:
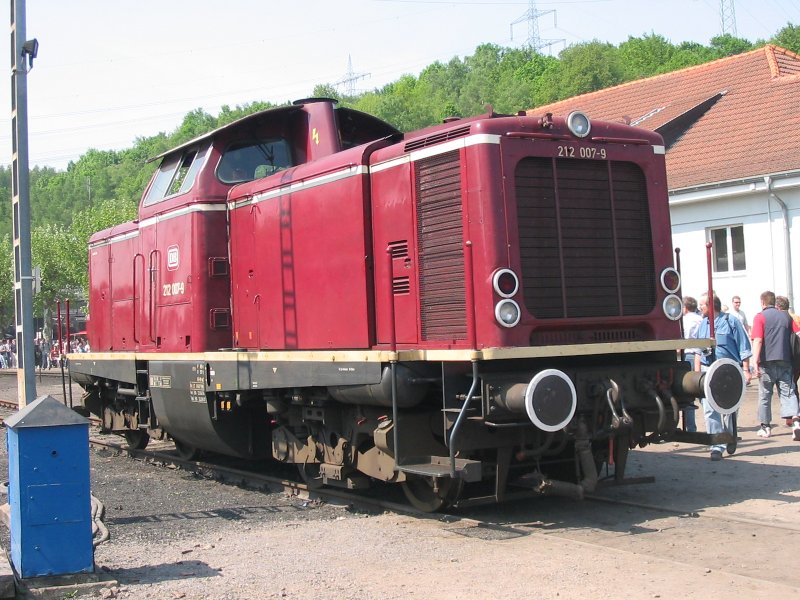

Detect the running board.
[{"left": 398, "top": 456, "right": 482, "bottom": 482}]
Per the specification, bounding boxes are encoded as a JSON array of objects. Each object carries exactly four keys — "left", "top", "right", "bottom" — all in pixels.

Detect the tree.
[
  {"left": 709, "top": 34, "right": 755, "bottom": 58},
  {"left": 555, "top": 41, "right": 625, "bottom": 99},
  {"left": 0, "top": 236, "right": 12, "bottom": 331},
  {"left": 173, "top": 108, "right": 217, "bottom": 145},
  {"left": 311, "top": 84, "right": 341, "bottom": 102},
  {"left": 619, "top": 34, "right": 678, "bottom": 79},
  {"left": 772, "top": 23, "right": 800, "bottom": 54}
]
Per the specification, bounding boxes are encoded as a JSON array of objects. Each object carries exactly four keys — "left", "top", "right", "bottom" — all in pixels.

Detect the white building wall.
[{"left": 669, "top": 174, "right": 800, "bottom": 323}]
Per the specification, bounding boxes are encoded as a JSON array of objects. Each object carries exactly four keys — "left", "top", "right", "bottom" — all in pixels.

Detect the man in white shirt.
[{"left": 729, "top": 295, "right": 750, "bottom": 336}]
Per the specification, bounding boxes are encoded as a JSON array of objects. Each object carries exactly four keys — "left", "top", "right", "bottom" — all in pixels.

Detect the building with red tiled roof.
[{"left": 529, "top": 45, "right": 800, "bottom": 318}]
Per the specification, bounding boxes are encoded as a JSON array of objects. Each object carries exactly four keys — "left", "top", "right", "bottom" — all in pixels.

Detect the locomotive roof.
[
  {"left": 147, "top": 104, "right": 303, "bottom": 163},
  {"left": 148, "top": 100, "right": 401, "bottom": 163}
]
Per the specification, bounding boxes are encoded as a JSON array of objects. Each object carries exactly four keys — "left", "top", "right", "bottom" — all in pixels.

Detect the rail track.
[{"left": 2, "top": 388, "right": 798, "bottom": 540}]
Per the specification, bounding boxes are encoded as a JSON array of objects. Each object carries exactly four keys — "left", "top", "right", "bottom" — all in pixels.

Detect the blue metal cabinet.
[{"left": 6, "top": 395, "right": 93, "bottom": 578}]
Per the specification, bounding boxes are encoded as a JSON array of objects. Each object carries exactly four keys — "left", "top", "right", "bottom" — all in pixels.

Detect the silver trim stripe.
[
  {"left": 371, "top": 134, "right": 502, "bottom": 173},
  {"left": 229, "top": 165, "right": 369, "bottom": 210},
  {"left": 89, "top": 229, "right": 139, "bottom": 249},
  {"left": 88, "top": 203, "right": 226, "bottom": 249}
]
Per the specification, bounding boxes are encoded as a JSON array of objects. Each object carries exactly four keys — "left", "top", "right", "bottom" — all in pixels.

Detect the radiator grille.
[
  {"left": 516, "top": 157, "right": 655, "bottom": 319},
  {"left": 405, "top": 126, "right": 471, "bottom": 152},
  {"left": 416, "top": 151, "right": 467, "bottom": 341}
]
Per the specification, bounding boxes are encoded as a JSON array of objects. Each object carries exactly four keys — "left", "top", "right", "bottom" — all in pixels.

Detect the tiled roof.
[{"left": 528, "top": 45, "right": 800, "bottom": 190}]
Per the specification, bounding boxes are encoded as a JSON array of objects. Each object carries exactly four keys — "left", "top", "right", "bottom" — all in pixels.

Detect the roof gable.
[{"left": 529, "top": 45, "right": 800, "bottom": 189}]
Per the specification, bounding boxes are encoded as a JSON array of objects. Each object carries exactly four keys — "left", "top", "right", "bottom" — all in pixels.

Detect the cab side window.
[
  {"left": 216, "top": 138, "right": 293, "bottom": 184},
  {"left": 143, "top": 145, "right": 209, "bottom": 207}
]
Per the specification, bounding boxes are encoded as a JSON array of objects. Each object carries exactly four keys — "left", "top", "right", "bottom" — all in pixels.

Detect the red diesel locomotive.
[{"left": 69, "top": 98, "right": 744, "bottom": 511}]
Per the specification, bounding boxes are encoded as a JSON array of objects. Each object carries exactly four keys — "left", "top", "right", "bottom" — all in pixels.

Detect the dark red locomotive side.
[{"left": 71, "top": 99, "right": 744, "bottom": 511}]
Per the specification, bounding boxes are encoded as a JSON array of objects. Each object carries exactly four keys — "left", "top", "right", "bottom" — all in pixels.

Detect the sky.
[{"left": 3, "top": 0, "right": 799, "bottom": 171}]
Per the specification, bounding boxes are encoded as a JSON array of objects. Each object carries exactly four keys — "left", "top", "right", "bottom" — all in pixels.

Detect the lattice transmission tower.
[
  {"left": 510, "top": 0, "right": 564, "bottom": 53},
  {"left": 720, "top": 0, "right": 737, "bottom": 36},
  {"left": 335, "top": 55, "right": 370, "bottom": 98}
]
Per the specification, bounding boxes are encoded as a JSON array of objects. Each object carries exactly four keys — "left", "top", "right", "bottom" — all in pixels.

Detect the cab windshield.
[{"left": 216, "top": 138, "right": 294, "bottom": 184}]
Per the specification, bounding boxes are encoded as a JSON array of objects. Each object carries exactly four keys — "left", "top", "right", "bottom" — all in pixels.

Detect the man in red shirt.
[{"left": 751, "top": 291, "right": 800, "bottom": 440}]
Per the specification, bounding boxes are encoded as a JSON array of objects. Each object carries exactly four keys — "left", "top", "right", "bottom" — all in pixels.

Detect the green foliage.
[
  {"left": 0, "top": 236, "right": 12, "bottom": 328},
  {"left": 772, "top": 23, "right": 800, "bottom": 54},
  {"left": 709, "top": 34, "right": 756, "bottom": 57},
  {"left": 557, "top": 41, "right": 627, "bottom": 98},
  {"left": 4, "top": 25, "right": 794, "bottom": 331}
]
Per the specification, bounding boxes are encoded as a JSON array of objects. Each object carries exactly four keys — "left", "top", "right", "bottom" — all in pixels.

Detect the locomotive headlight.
[
  {"left": 495, "top": 299, "right": 521, "bottom": 327},
  {"left": 660, "top": 267, "right": 681, "bottom": 293},
  {"left": 566, "top": 111, "right": 591, "bottom": 138},
  {"left": 492, "top": 268, "right": 519, "bottom": 298},
  {"left": 663, "top": 294, "right": 683, "bottom": 320}
]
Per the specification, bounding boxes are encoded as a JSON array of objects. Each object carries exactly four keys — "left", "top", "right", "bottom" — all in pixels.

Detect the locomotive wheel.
[
  {"left": 401, "top": 475, "right": 464, "bottom": 512},
  {"left": 124, "top": 429, "right": 150, "bottom": 450},
  {"left": 173, "top": 439, "right": 201, "bottom": 461},
  {"left": 297, "top": 463, "right": 324, "bottom": 490}
]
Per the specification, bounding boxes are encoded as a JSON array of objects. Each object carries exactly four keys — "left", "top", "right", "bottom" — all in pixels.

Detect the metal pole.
[
  {"left": 57, "top": 300, "right": 67, "bottom": 404},
  {"left": 10, "top": 0, "right": 37, "bottom": 406},
  {"left": 706, "top": 242, "right": 715, "bottom": 338},
  {"left": 66, "top": 299, "right": 72, "bottom": 407}
]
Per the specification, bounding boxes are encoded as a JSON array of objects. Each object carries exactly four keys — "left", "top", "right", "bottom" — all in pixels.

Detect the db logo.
[{"left": 167, "top": 245, "right": 179, "bottom": 271}]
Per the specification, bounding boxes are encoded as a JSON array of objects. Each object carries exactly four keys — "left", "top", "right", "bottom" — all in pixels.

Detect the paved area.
[{"left": 0, "top": 370, "right": 797, "bottom": 598}]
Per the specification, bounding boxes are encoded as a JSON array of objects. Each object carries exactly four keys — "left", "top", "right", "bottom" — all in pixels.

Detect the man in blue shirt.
[{"left": 693, "top": 293, "right": 752, "bottom": 460}]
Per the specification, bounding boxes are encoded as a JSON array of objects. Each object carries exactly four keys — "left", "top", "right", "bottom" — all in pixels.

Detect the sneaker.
[
  {"left": 793, "top": 420, "right": 800, "bottom": 442},
  {"left": 786, "top": 418, "right": 794, "bottom": 427},
  {"left": 710, "top": 450, "right": 723, "bottom": 461},
  {"left": 757, "top": 425, "right": 771, "bottom": 438}
]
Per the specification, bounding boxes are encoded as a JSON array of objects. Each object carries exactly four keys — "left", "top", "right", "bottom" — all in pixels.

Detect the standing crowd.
[
  {"left": 0, "top": 339, "right": 16, "bottom": 369},
  {"left": 682, "top": 290, "right": 800, "bottom": 460},
  {"left": 0, "top": 336, "right": 90, "bottom": 370}
]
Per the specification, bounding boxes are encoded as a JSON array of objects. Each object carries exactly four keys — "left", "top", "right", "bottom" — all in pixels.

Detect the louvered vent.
[
  {"left": 388, "top": 240, "right": 409, "bottom": 259},
  {"left": 416, "top": 150, "right": 467, "bottom": 341},
  {"left": 405, "top": 126, "right": 471, "bottom": 152},
  {"left": 516, "top": 157, "right": 655, "bottom": 319},
  {"left": 393, "top": 276, "right": 410, "bottom": 295}
]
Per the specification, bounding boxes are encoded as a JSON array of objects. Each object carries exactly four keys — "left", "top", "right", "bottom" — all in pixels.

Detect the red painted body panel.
[
  {"left": 87, "top": 101, "right": 680, "bottom": 358},
  {"left": 365, "top": 114, "right": 679, "bottom": 350},
  {"left": 229, "top": 148, "right": 376, "bottom": 349},
  {"left": 369, "top": 157, "right": 418, "bottom": 346}
]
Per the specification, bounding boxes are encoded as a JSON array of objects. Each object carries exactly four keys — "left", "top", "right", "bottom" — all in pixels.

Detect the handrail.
[
  {"left": 148, "top": 250, "right": 159, "bottom": 343},
  {"left": 448, "top": 360, "right": 479, "bottom": 478},
  {"left": 133, "top": 253, "right": 144, "bottom": 343},
  {"left": 386, "top": 246, "right": 400, "bottom": 470}
]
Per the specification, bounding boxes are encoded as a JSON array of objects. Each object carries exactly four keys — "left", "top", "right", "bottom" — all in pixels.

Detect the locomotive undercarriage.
[{"left": 70, "top": 349, "right": 744, "bottom": 512}]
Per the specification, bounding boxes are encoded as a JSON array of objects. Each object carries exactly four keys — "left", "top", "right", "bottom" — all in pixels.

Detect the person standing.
[
  {"left": 681, "top": 296, "right": 702, "bottom": 432},
  {"left": 693, "top": 293, "right": 752, "bottom": 460},
  {"left": 729, "top": 295, "right": 750, "bottom": 337},
  {"left": 752, "top": 291, "right": 800, "bottom": 440}
]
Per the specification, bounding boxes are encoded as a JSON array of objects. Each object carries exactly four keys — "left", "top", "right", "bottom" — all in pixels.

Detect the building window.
[{"left": 709, "top": 225, "right": 746, "bottom": 273}]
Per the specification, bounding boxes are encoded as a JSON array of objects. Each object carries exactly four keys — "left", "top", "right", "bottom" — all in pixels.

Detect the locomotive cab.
[{"left": 87, "top": 99, "right": 400, "bottom": 354}]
